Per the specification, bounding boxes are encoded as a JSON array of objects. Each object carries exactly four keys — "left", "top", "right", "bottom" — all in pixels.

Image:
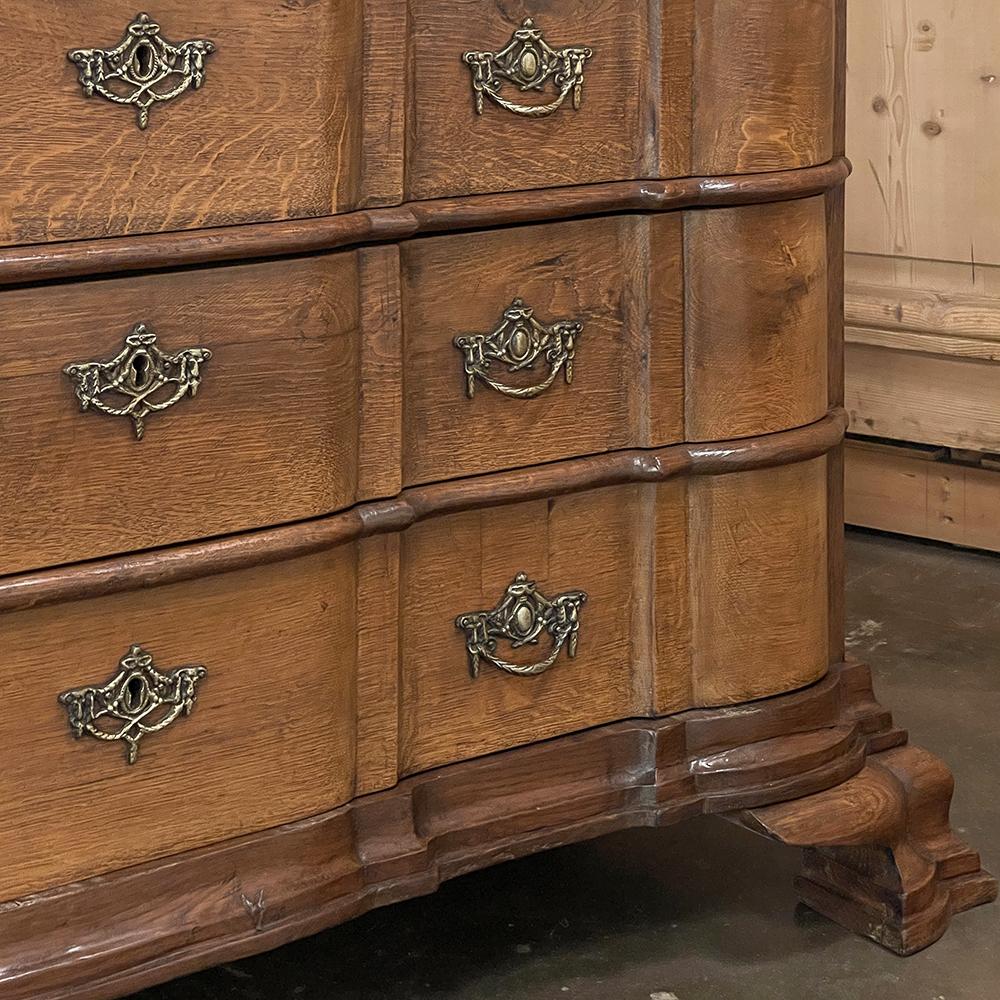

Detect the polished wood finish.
[
  {"left": 741, "top": 744, "right": 998, "bottom": 955},
  {"left": 0, "top": 160, "right": 849, "bottom": 286},
  {"left": 0, "top": 411, "right": 847, "bottom": 615},
  {"left": 400, "top": 214, "right": 684, "bottom": 482},
  {"left": 0, "top": 255, "right": 364, "bottom": 576},
  {"left": 0, "top": 198, "right": 835, "bottom": 574},
  {"left": 684, "top": 196, "right": 830, "bottom": 440},
  {"left": 3, "top": 1, "right": 993, "bottom": 993},
  {"left": 0, "top": 547, "right": 358, "bottom": 901},
  {"left": 0, "top": 435, "right": 840, "bottom": 874},
  {"left": 0, "top": 1, "right": 363, "bottom": 246},
  {"left": 5, "top": 662, "right": 989, "bottom": 1000}
]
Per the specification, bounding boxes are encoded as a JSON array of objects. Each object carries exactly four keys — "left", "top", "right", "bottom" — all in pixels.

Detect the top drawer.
[
  {"left": 0, "top": 1, "right": 363, "bottom": 246},
  {"left": 0, "top": 1, "right": 837, "bottom": 247},
  {"left": 402, "top": 0, "right": 837, "bottom": 199}
]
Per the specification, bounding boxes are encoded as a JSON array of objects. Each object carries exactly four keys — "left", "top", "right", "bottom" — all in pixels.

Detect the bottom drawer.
[
  {"left": 398, "top": 456, "right": 830, "bottom": 774},
  {"left": 0, "top": 424, "right": 836, "bottom": 900},
  {"left": 0, "top": 548, "right": 359, "bottom": 902}
]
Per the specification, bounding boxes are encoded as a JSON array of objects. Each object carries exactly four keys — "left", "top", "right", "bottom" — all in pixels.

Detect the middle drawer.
[{"left": 0, "top": 198, "right": 829, "bottom": 577}]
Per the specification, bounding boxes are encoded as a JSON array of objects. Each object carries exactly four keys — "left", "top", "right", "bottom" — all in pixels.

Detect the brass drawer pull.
[
  {"left": 59, "top": 645, "right": 207, "bottom": 765},
  {"left": 456, "top": 573, "right": 587, "bottom": 679},
  {"left": 63, "top": 324, "right": 212, "bottom": 440},
  {"left": 454, "top": 299, "right": 582, "bottom": 399},
  {"left": 464, "top": 18, "right": 593, "bottom": 118},
  {"left": 68, "top": 13, "right": 215, "bottom": 130}
]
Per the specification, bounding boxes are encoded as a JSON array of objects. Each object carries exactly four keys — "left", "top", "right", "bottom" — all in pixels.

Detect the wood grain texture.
[
  {"left": 0, "top": 160, "right": 850, "bottom": 286},
  {"left": 398, "top": 486, "right": 654, "bottom": 773},
  {"left": 846, "top": 341, "right": 1000, "bottom": 451},
  {"left": 0, "top": 661, "right": 935, "bottom": 1000},
  {"left": 684, "top": 196, "right": 830, "bottom": 440},
  {"left": 846, "top": 0, "right": 1000, "bottom": 266},
  {"left": 0, "top": 547, "right": 358, "bottom": 902},
  {"left": 0, "top": 1, "right": 363, "bottom": 246},
  {"left": 691, "top": 0, "right": 835, "bottom": 174},
  {"left": 742, "top": 744, "right": 998, "bottom": 955},
  {"left": 405, "top": 1, "right": 655, "bottom": 199},
  {"left": 687, "top": 458, "right": 829, "bottom": 706},
  {"left": 399, "top": 214, "right": 683, "bottom": 483},
  {"left": 0, "top": 255, "right": 363, "bottom": 576},
  {"left": 0, "top": 410, "right": 848, "bottom": 614}
]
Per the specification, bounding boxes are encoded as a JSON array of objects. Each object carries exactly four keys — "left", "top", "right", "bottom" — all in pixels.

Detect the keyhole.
[
  {"left": 131, "top": 353, "right": 150, "bottom": 388},
  {"left": 134, "top": 41, "right": 155, "bottom": 79},
  {"left": 123, "top": 674, "right": 148, "bottom": 713}
]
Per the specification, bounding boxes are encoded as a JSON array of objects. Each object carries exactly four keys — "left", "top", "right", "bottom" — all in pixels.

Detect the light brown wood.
[
  {"left": 685, "top": 196, "right": 830, "bottom": 440},
  {"left": 846, "top": 341, "right": 1000, "bottom": 451},
  {"left": 405, "top": 0, "right": 661, "bottom": 199},
  {"left": 0, "top": 254, "right": 364, "bottom": 577},
  {"left": 397, "top": 486, "right": 652, "bottom": 774},
  {"left": 400, "top": 214, "right": 684, "bottom": 484},
  {"left": 0, "top": 1, "right": 363, "bottom": 246},
  {"left": 0, "top": 548, "right": 359, "bottom": 902},
  {"left": 846, "top": 438, "right": 1000, "bottom": 554},
  {"left": 846, "top": 0, "right": 1000, "bottom": 267},
  {"left": 692, "top": 0, "right": 835, "bottom": 174},
  {"left": 687, "top": 457, "right": 829, "bottom": 706}
]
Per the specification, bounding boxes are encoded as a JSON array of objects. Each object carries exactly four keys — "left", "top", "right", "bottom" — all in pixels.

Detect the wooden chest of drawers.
[{"left": 0, "top": 3, "right": 992, "bottom": 997}]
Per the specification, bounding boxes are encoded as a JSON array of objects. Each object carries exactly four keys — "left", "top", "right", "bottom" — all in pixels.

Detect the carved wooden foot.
[{"left": 737, "top": 744, "right": 997, "bottom": 955}]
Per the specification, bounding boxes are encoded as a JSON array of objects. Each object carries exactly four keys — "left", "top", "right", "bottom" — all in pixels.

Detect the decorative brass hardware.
[
  {"left": 68, "top": 12, "right": 215, "bottom": 130},
  {"left": 454, "top": 299, "right": 582, "bottom": 399},
  {"left": 464, "top": 18, "right": 593, "bottom": 118},
  {"left": 456, "top": 573, "right": 587, "bottom": 679},
  {"left": 63, "top": 324, "right": 212, "bottom": 440},
  {"left": 59, "top": 645, "right": 207, "bottom": 764}
]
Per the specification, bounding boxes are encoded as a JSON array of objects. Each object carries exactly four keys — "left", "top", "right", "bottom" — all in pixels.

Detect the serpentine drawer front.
[
  {"left": 0, "top": 198, "right": 828, "bottom": 576},
  {"left": 0, "top": 439, "right": 832, "bottom": 904},
  {"left": 0, "top": 254, "right": 369, "bottom": 577},
  {"left": 0, "top": 2, "right": 361, "bottom": 246},
  {"left": 2, "top": 3, "right": 994, "bottom": 996},
  {"left": 0, "top": 1, "right": 837, "bottom": 246}
]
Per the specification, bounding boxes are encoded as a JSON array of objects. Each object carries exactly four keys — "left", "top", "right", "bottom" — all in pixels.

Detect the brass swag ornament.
[
  {"left": 464, "top": 18, "right": 594, "bottom": 118},
  {"left": 68, "top": 12, "right": 215, "bottom": 129},
  {"left": 59, "top": 645, "right": 207, "bottom": 765},
  {"left": 454, "top": 299, "right": 582, "bottom": 399},
  {"left": 63, "top": 324, "right": 212, "bottom": 440},
  {"left": 456, "top": 573, "right": 588, "bottom": 679}
]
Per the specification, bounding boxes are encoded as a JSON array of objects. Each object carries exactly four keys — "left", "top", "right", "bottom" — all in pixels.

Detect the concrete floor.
[{"left": 133, "top": 530, "right": 1000, "bottom": 1000}]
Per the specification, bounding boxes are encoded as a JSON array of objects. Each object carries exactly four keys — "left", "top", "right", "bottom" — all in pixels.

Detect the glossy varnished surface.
[
  {"left": 0, "top": 661, "right": 920, "bottom": 1000},
  {"left": 0, "top": 2, "right": 838, "bottom": 246},
  {"left": 0, "top": 1, "right": 363, "bottom": 246},
  {"left": 0, "top": 547, "right": 358, "bottom": 902},
  {"left": 0, "top": 197, "right": 833, "bottom": 574}
]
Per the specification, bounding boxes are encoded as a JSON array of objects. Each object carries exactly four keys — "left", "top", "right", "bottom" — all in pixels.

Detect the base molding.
[{"left": 1, "top": 662, "right": 992, "bottom": 999}]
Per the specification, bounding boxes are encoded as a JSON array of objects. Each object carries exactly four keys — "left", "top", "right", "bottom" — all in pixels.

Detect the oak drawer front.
[
  {"left": 0, "top": 549, "right": 357, "bottom": 902},
  {"left": 401, "top": 214, "right": 684, "bottom": 483},
  {"left": 398, "top": 458, "right": 829, "bottom": 775},
  {"left": 404, "top": 0, "right": 836, "bottom": 200},
  {"left": 400, "top": 198, "right": 829, "bottom": 484},
  {"left": 0, "top": 1, "right": 362, "bottom": 246},
  {"left": 0, "top": 254, "right": 362, "bottom": 577}
]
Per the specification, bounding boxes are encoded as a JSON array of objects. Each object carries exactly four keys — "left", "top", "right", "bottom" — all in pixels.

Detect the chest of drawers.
[{"left": 0, "top": 3, "right": 993, "bottom": 997}]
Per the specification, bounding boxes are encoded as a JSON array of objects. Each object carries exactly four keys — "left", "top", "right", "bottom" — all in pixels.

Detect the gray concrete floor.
[{"left": 133, "top": 530, "right": 1000, "bottom": 1000}]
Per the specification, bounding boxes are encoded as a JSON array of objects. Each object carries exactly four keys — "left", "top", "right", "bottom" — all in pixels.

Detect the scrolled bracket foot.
[{"left": 733, "top": 744, "right": 997, "bottom": 955}]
